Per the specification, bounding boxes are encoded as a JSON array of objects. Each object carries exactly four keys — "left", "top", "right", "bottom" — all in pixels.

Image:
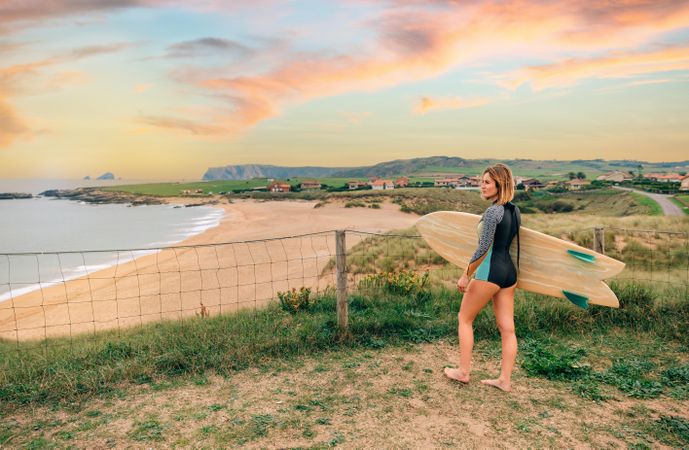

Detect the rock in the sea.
[
  {"left": 97, "top": 172, "right": 115, "bottom": 180},
  {"left": 83, "top": 175, "right": 91, "bottom": 180},
  {"left": 0, "top": 192, "right": 33, "bottom": 200},
  {"left": 39, "top": 188, "right": 165, "bottom": 205}
]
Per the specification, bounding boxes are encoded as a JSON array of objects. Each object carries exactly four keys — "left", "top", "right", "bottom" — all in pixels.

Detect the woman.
[{"left": 444, "top": 163, "right": 521, "bottom": 392}]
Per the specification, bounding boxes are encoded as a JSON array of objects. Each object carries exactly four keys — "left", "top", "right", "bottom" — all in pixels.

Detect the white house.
[{"left": 371, "top": 179, "right": 394, "bottom": 190}]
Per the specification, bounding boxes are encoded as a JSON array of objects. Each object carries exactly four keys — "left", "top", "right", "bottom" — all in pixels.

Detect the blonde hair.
[{"left": 482, "top": 163, "right": 514, "bottom": 205}]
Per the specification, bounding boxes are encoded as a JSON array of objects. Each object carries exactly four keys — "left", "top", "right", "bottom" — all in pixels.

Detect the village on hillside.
[{"left": 184, "top": 170, "right": 689, "bottom": 196}]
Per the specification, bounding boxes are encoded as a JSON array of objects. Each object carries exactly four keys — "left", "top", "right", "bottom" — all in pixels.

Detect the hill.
[
  {"left": 202, "top": 164, "right": 349, "bottom": 180},
  {"left": 202, "top": 157, "right": 689, "bottom": 181}
]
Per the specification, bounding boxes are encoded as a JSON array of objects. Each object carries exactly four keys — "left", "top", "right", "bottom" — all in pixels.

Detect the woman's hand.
[{"left": 457, "top": 274, "right": 469, "bottom": 293}]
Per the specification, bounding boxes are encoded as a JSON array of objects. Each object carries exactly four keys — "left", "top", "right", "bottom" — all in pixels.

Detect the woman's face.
[{"left": 480, "top": 172, "right": 498, "bottom": 201}]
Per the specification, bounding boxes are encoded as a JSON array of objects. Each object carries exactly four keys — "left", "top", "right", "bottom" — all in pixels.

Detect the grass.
[
  {"left": 100, "top": 177, "right": 434, "bottom": 196},
  {"left": 629, "top": 192, "right": 664, "bottom": 216},
  {"left": 1, "top": 278, "right": 687, "bottom": 411},
  {"left": 671, "top": 195, "right": 689, "bottom": 215},
  {"left": 1, "top": 279, "right": 688, "bottom": 447}
]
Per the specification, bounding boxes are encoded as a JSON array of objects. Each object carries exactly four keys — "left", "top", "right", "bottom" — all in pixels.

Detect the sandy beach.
[{"left": 0, "top": 198, "right": 419, "bottom": 341}]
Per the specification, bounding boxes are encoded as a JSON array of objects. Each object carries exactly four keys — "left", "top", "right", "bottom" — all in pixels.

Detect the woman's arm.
[{"left": 465, "top": 205, "right": 504, "bottom": 277}]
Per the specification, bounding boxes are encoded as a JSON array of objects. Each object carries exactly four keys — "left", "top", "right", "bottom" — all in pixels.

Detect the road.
[{"left": 613, "top": 186, "right": 684, "bottom": 216}]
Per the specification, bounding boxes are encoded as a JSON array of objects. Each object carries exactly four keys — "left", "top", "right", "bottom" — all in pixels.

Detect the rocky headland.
[{"left": 40, "top": 188, "right": 166, "bottom": 206}]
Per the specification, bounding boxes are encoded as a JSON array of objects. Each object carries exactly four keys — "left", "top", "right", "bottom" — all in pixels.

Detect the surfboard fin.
[
  {"left": 567, "top": 250, "right": 596, "bottom": 264},
  {"left": 562, "top": 290, "right": 589, "bottom": 309}
]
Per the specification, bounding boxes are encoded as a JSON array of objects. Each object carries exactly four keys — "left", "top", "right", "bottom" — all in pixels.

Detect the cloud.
[
  {"left": 0, "top": 97, "right": 30, "bottom": 147},
  {"left": 134, "top": 115, "right": 227, "bottom": 135},
  {"left": 0, "top": 0, "right": 284, "bottom": 34},
  {"left": 505, "top": 45, "right": 689, "bottom": 91},
  {"left": 0, "top": 42, "right": 131, "bottom": 147},
  {"left": 66, "top": 43, "right": 133, "bottom": 59},
  {"left": 3, "top": 0, "right": 689, "bottom": 140},
  {"left": 134, "top": 83, "right": 153, "bottom": 93},
  {"left": 415, "top": 96, "right": 491, "bottom": 114},
  {"left": 164, "top": 37, "right": 251, "bottom": 59},
  {"left": 146, "top": 0, "right": 689, "bottom": 135}
]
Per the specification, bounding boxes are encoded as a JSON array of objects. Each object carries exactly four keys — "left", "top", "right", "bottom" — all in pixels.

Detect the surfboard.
[{"left": 415, "top": 211, "right": 625, "bottom": 308}]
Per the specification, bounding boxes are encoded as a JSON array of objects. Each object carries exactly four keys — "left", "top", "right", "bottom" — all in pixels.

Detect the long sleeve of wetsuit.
[{"left": 465, "top": 205, "right": 504, "bottom": 277}]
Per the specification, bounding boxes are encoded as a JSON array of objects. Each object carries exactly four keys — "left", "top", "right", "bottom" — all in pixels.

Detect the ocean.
[{"left": 0, "top": 180, "right": 224, "bottom": 302}]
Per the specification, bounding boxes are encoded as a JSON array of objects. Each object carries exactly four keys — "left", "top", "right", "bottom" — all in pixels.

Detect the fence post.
[
  {"left": 593, "top": 227, "right": 605, "bottom": 254},
  {"left": 336, "top": 230, "right": 348, "bottom": 331}
]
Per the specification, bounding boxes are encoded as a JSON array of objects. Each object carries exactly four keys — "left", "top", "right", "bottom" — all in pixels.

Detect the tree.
[
  {"left": 568, "top": 172, "right": 577, "bottom": 180},
  {"left": 576, "top": 171, "right": 586, "bottom": 180},
  {"left": 637, "top": 164, "right": 643, "bottom": 179}
]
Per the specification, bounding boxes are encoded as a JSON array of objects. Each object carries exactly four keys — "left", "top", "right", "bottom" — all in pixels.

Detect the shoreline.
[
  {"left": 0, "top": 198, "right": 419, "bottom": 341},
  {"left": 0, "top": 200, "right": 226, "bottom": 303}
]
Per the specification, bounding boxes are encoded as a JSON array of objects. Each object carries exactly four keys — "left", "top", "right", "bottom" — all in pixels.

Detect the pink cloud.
[
  {"left": 505, "top": 45, "right": 689, "bottom": 91},
  {"left": 3, "top": 0, "right": 689, "bottom": 139},
  {"left": 0, "top": 97, "right": 30, "bottom": 147},
  {"left": 134, "top": 115, "right": 227, "bottom": 135},
  {"left": 415, "top": 96, "right": 491, "bottom": 114},
  {"left": 143, "top": 0, "right": 689, "bottom": 135},
  {"left": 0, "top": 43, "right": 131, "bottom": 147}
]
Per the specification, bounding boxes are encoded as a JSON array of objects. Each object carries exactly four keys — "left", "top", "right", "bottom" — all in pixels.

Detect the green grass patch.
[{"left": 629, "top": 192, "right": 663, "bottom": 216}]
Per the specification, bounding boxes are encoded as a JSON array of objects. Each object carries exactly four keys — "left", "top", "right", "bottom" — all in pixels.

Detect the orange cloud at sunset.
[
  {"left": 416, "top": 96, "right": 492, "bottom": 114},
  {"left": 506, "top": 45, "right": 689, "bottom": 91},
  {"left": 142, "top": 0, "right": 689, "bottom": 136},
  {"left": 0, "top": 98, "right": 29, "bottom": 147}
]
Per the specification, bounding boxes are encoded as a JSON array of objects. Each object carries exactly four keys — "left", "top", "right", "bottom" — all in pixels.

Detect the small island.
[{"left": 0, "top": 192, "right": 33, "bottom": 200}]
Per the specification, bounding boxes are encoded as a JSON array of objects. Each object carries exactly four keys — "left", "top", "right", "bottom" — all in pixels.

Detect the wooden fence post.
[
  {"left": 336, "top": 230, "right": 348, "bottom": 331},
  {"left": 593, "top": 227, "right": 605, "bottom": 254}
]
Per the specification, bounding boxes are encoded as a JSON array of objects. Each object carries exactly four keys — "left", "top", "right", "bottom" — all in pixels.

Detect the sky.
[{"left": 1, "top": 0, "right": 689, "bottom": 180}]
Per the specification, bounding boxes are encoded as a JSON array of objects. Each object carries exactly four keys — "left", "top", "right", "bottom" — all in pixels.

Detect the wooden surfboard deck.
[{"left": 416, "top": 211, "right": 625, "bottom": 308}]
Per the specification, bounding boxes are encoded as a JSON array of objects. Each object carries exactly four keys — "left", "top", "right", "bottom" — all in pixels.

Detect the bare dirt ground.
[{"left": 3, "top": 341, "right": 687, "bottom": 449}]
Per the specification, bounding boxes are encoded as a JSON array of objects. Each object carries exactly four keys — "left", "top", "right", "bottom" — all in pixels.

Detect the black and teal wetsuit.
[{"left": 466, "top": 202, "right": 521, "bottom": 288}]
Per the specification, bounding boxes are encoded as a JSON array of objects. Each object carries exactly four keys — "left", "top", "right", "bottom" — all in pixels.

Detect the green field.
[{"left": 101, "top": 177, "right": 435, "bottom": 196}]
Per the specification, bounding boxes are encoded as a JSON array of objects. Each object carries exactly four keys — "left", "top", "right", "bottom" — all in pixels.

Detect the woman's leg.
[
  {"left": 481, "top": 284, "right": 517, "bottom": 392},
  {"left": 445, "top": 279, "right": 500, "bottom": 382}
]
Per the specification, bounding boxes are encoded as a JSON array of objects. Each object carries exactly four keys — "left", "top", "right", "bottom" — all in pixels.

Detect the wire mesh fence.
[
  {"left": 0, "top": 232, "right": 343, "bottom": 351},
  {"left": 1, "top": 226, "right": 687, "bottom": 354}
]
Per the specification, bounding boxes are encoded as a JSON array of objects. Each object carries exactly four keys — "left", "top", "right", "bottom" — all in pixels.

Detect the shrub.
[
  {"left": 278, "top": 287, "right": 313, "bottom": 313},
  {"left": 358, "top": 270, "right": 429, "bottom": 296}
]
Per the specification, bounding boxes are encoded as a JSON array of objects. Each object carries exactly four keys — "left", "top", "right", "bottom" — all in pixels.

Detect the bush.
[
  {"left": 278, "top": 287, "right": 313, "bottom": 313},
  {"left": 358, "top": 270, "right": 429, "bottom": 296}
]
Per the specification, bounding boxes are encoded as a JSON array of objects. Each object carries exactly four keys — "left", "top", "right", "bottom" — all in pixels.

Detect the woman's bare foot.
[
  {"left": 444, "top": 367, "right": 470, "bottom": 383},
  {"left": 480, "top": 378, "right": 511, "bottom": 392}
]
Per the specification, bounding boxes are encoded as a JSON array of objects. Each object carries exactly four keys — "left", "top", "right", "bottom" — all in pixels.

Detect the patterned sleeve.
[{"left": 469, "top": 205, "right": 504, "bottom": 264}]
